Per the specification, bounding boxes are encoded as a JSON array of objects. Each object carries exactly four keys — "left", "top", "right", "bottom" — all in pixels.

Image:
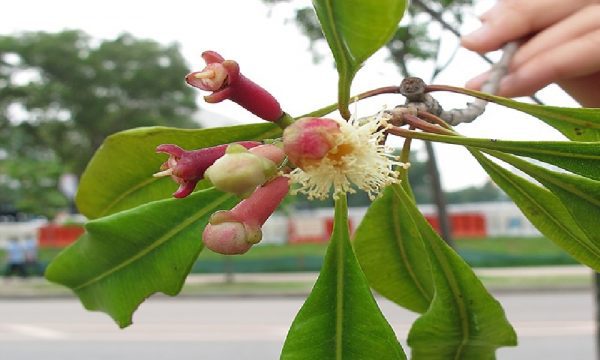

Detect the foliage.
[
  {"left": 44, "top": 1, "right": 599, "bottom": 359},
  {"left": 282, "top": 196, "right": 406, "bottom": 359},
  {"left": 0, "top": 30, "right": 197, "bottom": 216},
  {"left": 445, "top": 181, "right": 506, "bottom": 204},
  {"left": 265, "top": 0, "right": 473, "bottom": 77},
  {"left": 46, "top": 188, "right": 236, "bottom": 328},
  {"left": 311, "top": 0, "right": 406, "bottom": 117}
]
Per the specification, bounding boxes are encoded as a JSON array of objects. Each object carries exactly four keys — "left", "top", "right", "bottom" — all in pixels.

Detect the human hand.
[{"left": 461, "top": 0, "right": 600, "bottom": 107}]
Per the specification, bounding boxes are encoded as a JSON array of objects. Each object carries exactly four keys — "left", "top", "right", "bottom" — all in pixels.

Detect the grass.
[
  {"left": 196, "top": 236, "right": 573, "bottom": 263},
  {"left": 0, "top": 236, "right": 576, "bottom": 276},
  {"left": 0, "top": 271, "right": 591, "bottom": 299},
  {"left": 197, "top": 242, "right": 328, "bottom": 260},
  {"left": 0, "top": 236, "right": 585, "bottom": 298},
  {"left": 454, "top": 236, "right": 570, "bottom": 256}
]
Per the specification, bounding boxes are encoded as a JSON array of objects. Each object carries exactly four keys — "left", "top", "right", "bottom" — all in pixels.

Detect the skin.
[{"left": 461, "top": 0, "right": 600, "bottom": 107}]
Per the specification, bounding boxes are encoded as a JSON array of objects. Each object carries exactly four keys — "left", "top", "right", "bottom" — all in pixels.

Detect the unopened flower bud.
[
  {"left": 202, "top": 221, "right": 254, "bottom": 255},
  {"left": 204, "top": 144, "right": 284, "bottom": 197},
  {"left": 154, "top": 141, "right": 260, "bottom": 198},
  {"left": 202, "top": 176, "right": 290, "bottom": 255},
  {"left": 282, "top": 117, "right": 342, "bottom": 169},
  {"left": 186, "top": 51, "right": 283, "bottom": 122}
]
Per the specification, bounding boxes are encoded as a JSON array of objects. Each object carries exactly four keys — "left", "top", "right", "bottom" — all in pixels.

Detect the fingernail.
[
  {"left": 465, "top": 71, "right": 489, "bottom": 90},
  {"left": 479, "top": 3, "right": 501, "bottom": 21},
  {"left": 462, "top": 25, "right": 492, "bottom": 45}
]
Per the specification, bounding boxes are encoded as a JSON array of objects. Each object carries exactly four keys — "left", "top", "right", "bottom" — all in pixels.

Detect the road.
[{"left": 0, "top": 290, "right": 595, "bottom": 359}]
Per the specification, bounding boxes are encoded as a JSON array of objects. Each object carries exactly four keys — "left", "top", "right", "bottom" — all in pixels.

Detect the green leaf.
[
  {"left": 281, "top": 195, "right": 405, "bottom": 359},
  {"left": 312, "top": 0, "right": 406, "bottom": 118},
  {"left": 483, "top": 149, "right": 600, "bottom": 255},
  {"left": 394, "top": 186, "right": 517, "bottom": 359},
  {"left": 393, "top": 130, "right": 600, "bottom": 180},
  {"left": 469, "top": 149, "right": 600, "bottom": 271},
  {"left": 432, "top": 86, "right": 600, "bottom": 141},
  {"left": 46, "top": 188, "right": 237, "bottom": 328},
  {"left": 354, "top": 184, "right": 433, "bottom": 313},
  {"left": 77, "top": 123, "right": 281, "bottom": 219}
]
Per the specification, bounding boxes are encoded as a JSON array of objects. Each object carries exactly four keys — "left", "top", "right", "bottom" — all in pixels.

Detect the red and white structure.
[
  {"left": 273, "top": 201, "right": 540, "bottom": 245},
  {"left": 0, "top": 201, "right": 541, "bottom": 250}
]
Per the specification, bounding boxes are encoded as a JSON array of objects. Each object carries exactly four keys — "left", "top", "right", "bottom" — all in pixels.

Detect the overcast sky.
[{"left": 2, "top": 0, "right": 579, "bottom": 191}]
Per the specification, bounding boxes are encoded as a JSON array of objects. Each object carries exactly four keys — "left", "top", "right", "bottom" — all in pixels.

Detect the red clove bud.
[
  {"left": 154, "top": 141, "right": 260, "bottom": 198},
  {"left": 202, "top": 176, "right": 290, "bottom": 255},
  {"left": 186, "top": 51, "right": 283, "bottom": 122}
]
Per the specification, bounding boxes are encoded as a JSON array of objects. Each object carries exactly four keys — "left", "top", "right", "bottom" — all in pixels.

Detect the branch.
[
  {"left": 298, "top": 86, "right": 400, "bottom": 118},
  {"left": 436, "top": 42, "right": 518, "bottom": 125}
]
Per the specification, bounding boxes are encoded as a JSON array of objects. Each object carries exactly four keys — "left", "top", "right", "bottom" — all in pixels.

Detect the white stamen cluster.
[{"left": 288, "top": 112, "right": 408, "bottom": 200}]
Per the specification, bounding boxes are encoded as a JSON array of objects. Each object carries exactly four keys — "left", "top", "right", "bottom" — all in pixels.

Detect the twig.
[
  {"left": 398, "top": 77, "right": 444, "bottom": 115},
  {"left": 298, "top": 86, "right": 400, "bottom": 118},
  {"left": 437, "top": 42, "right": 518, "bottom": 125},
  {"left": 416, "top": 110, "right": 453, "bottom": 130},
  {"left": 387, "top": 111, "right": 456, "bottom": 136},
  {"left": 404, "top": 114, "right": 454, "bottom": 135}
]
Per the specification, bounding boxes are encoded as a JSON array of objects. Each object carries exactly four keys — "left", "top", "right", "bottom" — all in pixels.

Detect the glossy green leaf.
[
  {"left": 77, "top": 123, "right": 281, "bottom": 219},
  {"left": 395, "top": 186, "right": 516, "bottom": 359},
  {"left": 281, "top": 195, "right": 405, "bottom": 359},
  {"left": 394, "top": 130, "right": 600, "bottom": 180},
  {"left": 433, "top": 86, "right": 600, "bottom": 141},
  {"left": 484, "top": 150, "right": 600, "bottom": 255},
  {"left": 312, "top": 0, "right": 406, "bottom": 118},
  {"left": 354, "top": 184, "right": 433, "bottom": 313},
  {"left": 470, "top": 149, "right": 600, "bottom": 271},
  {"left": 46, "top": 188, "right": 236, "bottom": 328}
]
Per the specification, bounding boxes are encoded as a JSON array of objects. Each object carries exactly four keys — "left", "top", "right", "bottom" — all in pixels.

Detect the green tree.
[
  {"left": 264, "top": 0, "right": 473, "bottom": 77},
  {"left": 446, "top": 180, "right": 506, "bottom": 204},
  {"left": 0, "top": 30, "right": 198, "bottom": 216}
]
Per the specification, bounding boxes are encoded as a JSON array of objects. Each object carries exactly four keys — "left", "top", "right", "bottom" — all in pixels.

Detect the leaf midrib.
[
  {"left": 486, "top": 149, "right": 600, "bottom": 208},
  {"left": 402, "top": 131, "right": 600, "bottom": 161},
  {"left": 447, "top": 87, "right": 600, "bottom": 129},
  {"left": 99, "top": 177, "right": 157, "bottom": 217},
  {"left": 391, "top": 184, "right": 432, "bottom": 304},
  {"left": 473, "top": 149, "right": 600, "bottom": 256},
  {"left": 74, "top": 192, "right": 232, "bottom": 290},
  {"left": 425, "top": 223, "right": 470, "bottom": 360},
  {"left": 321, "top": 0, "right": 351, "bottom": 73},
  {"left": 527, "top": 107, "right": 600, "bottom": 129},
  {"left": 396, "top": 186, "right": 470, "bottom": 358},
  {"left": 334, "top": 196, "right": 345, "bottom": 360}
]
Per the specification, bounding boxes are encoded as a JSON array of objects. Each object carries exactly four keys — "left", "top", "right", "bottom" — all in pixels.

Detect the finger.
[
  {"left": 497, "top": 28, "right": 600, "bottom": 98},
  {"left": 461, "top": 0, "right": 592, "bottom": 53},
  {"left": 465, "top": 70, "right": 490, "bottom": 91},
  {"left": 559, "top": 73, "right": 600, "bottom": 108},
  {"left": 465, "top": 4, "right": 600, "bottom": 93},
  {"left": 512, "top": 4, "right": 600, "bottom": 69}
]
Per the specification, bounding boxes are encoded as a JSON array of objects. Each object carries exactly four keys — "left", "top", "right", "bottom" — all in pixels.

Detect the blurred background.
[{"left": 0, "top": 0, "right": 594, "bottom": 359}]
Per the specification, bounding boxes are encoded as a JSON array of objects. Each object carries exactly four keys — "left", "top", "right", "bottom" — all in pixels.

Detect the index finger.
[{"left": 461, "top": 0, "right": 593, "bottom": 52}]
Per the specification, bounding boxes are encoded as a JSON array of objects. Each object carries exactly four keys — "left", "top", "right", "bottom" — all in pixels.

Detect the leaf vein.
[{"left": 74, "top": 192, "right": 231, "bottom": 290}]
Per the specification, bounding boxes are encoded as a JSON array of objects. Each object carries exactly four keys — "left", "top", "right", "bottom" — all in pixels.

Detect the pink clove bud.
[
  {"left": 202, "top": 176, "right": 290, "bottom": 255},
  {"left": 282, "top": 117, "right": 342, "bottom": 169},
  {"left": 154, "top": 141, "right": 260, "bottom": 198},
  {"left": 185, "top": 50, "right": 283, "bottom": 122},
  {"left": 202, "top": 221, "right": 254, "bottom": 255},
  {"left": 249, "top": 144, "right": 286, "bottom": 165}
]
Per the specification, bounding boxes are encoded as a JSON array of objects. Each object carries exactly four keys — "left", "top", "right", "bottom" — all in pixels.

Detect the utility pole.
[{"left": 424, "top": 141, "right": 454, "bottom": 248}]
